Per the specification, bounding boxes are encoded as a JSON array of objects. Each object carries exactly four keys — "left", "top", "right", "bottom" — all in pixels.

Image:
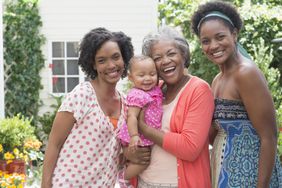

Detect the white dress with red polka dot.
[{"left": 52, "top": 82, "right": 124, "bottom": 188}]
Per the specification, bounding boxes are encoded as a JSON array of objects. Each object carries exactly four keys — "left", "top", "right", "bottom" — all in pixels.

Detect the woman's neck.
[
  {"left": 164, "top": 74, "right": 190, "bottom": 104},
  {"left": 91, "top": 79, "right": 121, "bottom": 118},
  {"left": 91, "top": 79, "right": 118, "bottom": 98},
  {"left": 219, "top": 51, "right": 242, "bottom": 75}
]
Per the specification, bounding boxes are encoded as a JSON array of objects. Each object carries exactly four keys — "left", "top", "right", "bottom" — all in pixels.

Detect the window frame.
[{"left": 49, "top": 40, "right": 85, "bottom": 95}]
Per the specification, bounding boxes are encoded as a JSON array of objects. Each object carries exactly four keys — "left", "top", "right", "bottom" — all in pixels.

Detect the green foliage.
[
  {"left": 252, "top": 39, "right": 282, "bottom": 109},
  {"left": 239, "top": 4, "right": 282, "bottom": 83},
  {"left": 0, "top": 114, "right": 35, "bottom": 153},
  {"left": 0, "top": 114, "right": 44, "bottom": 185},
  {"left": 188, "top": 43, "right": 219, "bottom": 85},
  {"left": 36, "top": 95, "right": 63, "bottom": 151},
  {"left": 222, "top": 0, "right": 244, "bottom": 7},
  {"left": 251, "top": 0, "right": 282, "bottom": 7},
  {"left": 277, "top": 105, "right": 282, "bottom": 128},
  {"left": 3, "top": 0, "right": 45, "bottom": 123},
  {"left": 159, "top": 0, "right": 199, "bottom": 40},
  {"left": 278, "top": 131, "right": 282, "bottom": 157},
  {"left": 37, "top": 95, "right": 63, "bottom": 137}
]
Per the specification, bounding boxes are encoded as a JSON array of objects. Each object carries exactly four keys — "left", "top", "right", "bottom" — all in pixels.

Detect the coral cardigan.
[{"left": 162, "top": 76, "right": 214, "bottom": 188}]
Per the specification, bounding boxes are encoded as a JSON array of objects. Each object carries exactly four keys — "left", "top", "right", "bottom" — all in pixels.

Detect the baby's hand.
[{"left": 129, "top": 135, "right": 141, "bottom": 152}]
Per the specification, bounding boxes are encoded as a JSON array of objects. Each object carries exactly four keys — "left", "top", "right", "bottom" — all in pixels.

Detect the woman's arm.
[
  {"left": 209, "top": 73, "right": 220, "bottom": 145},
  {"left": 236, "top": 66, "right": 277, "bottom": 188},
  {"left": 41, "top": 112, "right": 75, "bottom": 188},
  {"left": 209, "top": 125, "right": 218, "bottom": 145}
]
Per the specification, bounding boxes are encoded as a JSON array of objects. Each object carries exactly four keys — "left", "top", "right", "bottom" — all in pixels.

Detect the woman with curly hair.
[
  {"left": 41, "top": 27, "right": 150, "bottom": 188},
  {"left": 191, "top": 1, "right": 282, "bottom": 187}
]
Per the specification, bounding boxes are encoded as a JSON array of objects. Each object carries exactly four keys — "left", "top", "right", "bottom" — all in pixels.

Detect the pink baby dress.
[{"left": 118, "top": 86, "right": 163, "bottom": 146}]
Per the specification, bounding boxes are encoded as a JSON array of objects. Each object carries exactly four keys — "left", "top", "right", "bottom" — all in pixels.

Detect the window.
[{"left": 50, "top": 41, "right": 85, "bottom": 94}]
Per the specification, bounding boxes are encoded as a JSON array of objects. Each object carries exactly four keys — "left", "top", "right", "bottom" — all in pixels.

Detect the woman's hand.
[
  {"left": 123, "top": 146, "right": 151, "bottom": 165},
  {"left": 129, "top": 135, "right": 142, "bottom": 152},
  {"left": 138, "top": 109, "right": 164, "bottom": 146}
]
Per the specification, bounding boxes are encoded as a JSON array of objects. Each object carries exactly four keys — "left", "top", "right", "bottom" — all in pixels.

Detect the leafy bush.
[
  {"left": 0, "top": 115, "right": 35, "bottom": 151},
  {"left": 188, "top": 43, "right": 218, "bottom": 85},
  {"left": 36, "top": 95, "right": 63, "bottom": 151},
  {"left": 252, "top": 39, "right": 282, "bottom": 109},
  {"left": 0, "top": 114, "right": 42, "bottom": 163},
  {"left": 239, "top": 4, "right": 282, "bottom": 84},
  {"left": 278, "top": 130, "right": 282, "bottom": 158},
  {"left": 3, "top": 0, "right": 45, "bottom": 124}
]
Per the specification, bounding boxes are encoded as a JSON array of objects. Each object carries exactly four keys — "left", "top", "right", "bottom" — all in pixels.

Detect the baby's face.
[{"left": 129, "top": 59, "right": 158, "bottom": 91}]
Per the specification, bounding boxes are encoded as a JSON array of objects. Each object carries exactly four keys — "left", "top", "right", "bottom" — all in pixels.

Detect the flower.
[
  {"left": 0, "top": 115, "right": 43, "bottom": 163},
  {"left": 24, "top": 139, "right": 42, "bottom": 151},
  {"left": 0, "top": 171, "right": 25, "bottom": 188},
  {"left": 4, "top": 152, "right": 15, "bottom": 162}
]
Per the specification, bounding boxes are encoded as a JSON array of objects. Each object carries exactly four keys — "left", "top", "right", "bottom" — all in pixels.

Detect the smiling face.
[
  {"left": 199, "top": 19, "right": 237, "bottom": 65},
  {"left": 94, "top": 41, "right": 124, "bottom": 84},
  {"left": 150, "top": 40, "right": 185, "bottom": 85},
  {"left": 128, "top": 58, "right": 158, "bottom": 91}
]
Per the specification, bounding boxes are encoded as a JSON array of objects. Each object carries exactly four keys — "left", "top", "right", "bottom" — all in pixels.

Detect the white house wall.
[{"left": 38, "top": 0, "right": 158, "bottom": 114}]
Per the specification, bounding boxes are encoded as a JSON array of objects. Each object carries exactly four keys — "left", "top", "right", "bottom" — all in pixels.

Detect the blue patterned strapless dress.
[{"left": 211, "top": 98, "right": 282, "bottom": 188}]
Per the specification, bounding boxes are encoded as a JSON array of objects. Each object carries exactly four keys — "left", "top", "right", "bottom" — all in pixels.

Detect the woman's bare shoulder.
[
  {"left": 235, "top": 61, "right": 263, "bottom": 82},
  {"left": 211, "top": 73, "right": 222, "bottom": 88}
]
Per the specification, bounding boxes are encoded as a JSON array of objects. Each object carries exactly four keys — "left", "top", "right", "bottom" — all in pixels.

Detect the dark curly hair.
[
  {"left": 78, "top": 27, "right": 134, "bottom": 79},
  {"left": 191, "top": 1, "right": 243, "bottom": 36}
]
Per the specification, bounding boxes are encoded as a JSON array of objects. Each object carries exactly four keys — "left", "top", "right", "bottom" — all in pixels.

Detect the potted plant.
[{"left": 0, "top": 114, "right": 42, "bottom": 174}]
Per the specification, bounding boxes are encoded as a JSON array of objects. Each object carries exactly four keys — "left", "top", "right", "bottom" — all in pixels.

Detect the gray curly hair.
[{"left": 142, "top": 26, "right": 190, "bottom": 67}]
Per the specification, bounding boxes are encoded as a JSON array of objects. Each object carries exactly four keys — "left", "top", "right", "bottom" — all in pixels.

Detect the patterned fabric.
[
  {"left": 118, "top": 86, "right": 163, "bottom": 146},
  {"left": 118, "top": 168, "right": 134, "bottom": 188},
  {"left": 211, "top": 98, "right": 282, "bottom": 188},
  {"left": 52, "top": 82, "right": 124, "bottom": 188},
  {"left": 137, "top": 177, "right": 177, "bottom": 188}
]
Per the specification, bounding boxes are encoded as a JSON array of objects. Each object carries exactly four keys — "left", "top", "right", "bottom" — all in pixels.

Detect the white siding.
[{"left": 38, "top": 0, "right": 158, "bottom": 114}]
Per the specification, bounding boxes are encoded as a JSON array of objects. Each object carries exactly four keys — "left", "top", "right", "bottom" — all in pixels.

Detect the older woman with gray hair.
[{"left": 135, "top": 26, "right": 214, "bottom": 188}]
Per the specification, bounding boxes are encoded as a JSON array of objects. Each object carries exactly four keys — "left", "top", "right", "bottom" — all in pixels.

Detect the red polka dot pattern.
[{"left": 52, "top": 82, "right": 124, "bottom": 187}]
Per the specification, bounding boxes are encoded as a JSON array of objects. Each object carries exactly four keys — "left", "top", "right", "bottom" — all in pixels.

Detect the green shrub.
[
  {"left": 0, "top": 114, "right": 43, "bottom": 163},
  {"left": 3, "top": 0, "right": 45, "bottom": 124},
  {"left": 36, "top": 95, "right": 63, "bottom": 151},
  {"left": 252, "top": 39, "right": 282, "bottom": 107},
  {"left": 278, "top": 131, "right": 282, "bottom": 157},
  {"left": 0, "top": 114, "right": 35, "bottom": 150},
  {"left": 239, "top": 4, "right": 282, "bottom": 84}
]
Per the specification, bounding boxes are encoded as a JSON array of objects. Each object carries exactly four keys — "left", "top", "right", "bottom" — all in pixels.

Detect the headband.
[
  {"left": 197, "top": 11, "right": 234, "bottom": 31},
  {"left": 197, "top": 11, "right": 252, "bottom": 60}
]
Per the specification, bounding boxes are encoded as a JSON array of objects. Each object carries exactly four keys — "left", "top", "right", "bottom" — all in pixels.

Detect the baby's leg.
[{"left": 124, "top": 162, "right": 148, "bottom": 180}]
